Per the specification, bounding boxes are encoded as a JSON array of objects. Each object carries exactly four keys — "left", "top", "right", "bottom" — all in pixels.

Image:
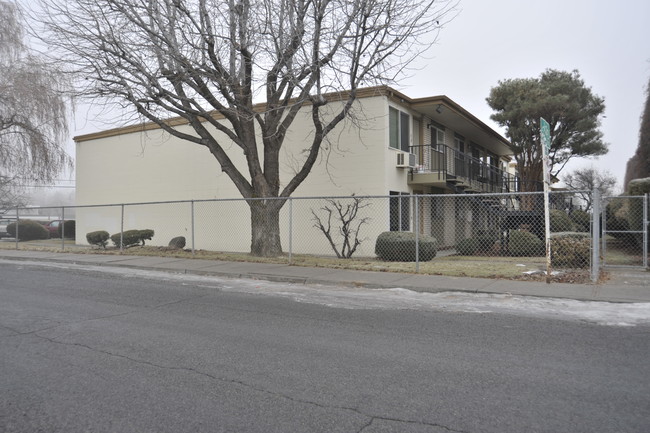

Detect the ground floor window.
[{"left": 389, "top": 191, "right": 410, "bottom": 231}]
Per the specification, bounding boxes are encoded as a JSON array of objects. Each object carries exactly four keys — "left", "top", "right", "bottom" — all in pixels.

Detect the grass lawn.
[{"left": 0, "top": 238, "right": 562, "bottom": 280}]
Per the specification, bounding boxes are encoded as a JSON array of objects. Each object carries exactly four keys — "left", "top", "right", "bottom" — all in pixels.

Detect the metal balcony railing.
[{"left": 409, "top": 143, "right": 528, "bottom": 193}]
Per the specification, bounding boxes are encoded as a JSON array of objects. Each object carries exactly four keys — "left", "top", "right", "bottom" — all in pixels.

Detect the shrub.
[
  {"left": 605, "top": 198, "right": 630, "bottom": 238},
  {"left": 111, "top": 229, "right": 155, "bottom": 248},
  {"left": 569, "top": 210, "right": 590, "bottom": 232},
  {"left": 86, "top": 230, "right": 110, "bottom": 248},
  {"left": 456, "top": 238, "right": 479, "bottom": 255},
  {"left": 7, "top": 220, "right": 50, "bottom": 241},
  {"left": 59, "top": 220, "right": 76, "bottom": 238},
  {"left": 456, "top": 231, "right": 499, "bottom": 256},
  {"left": 508, "top": 230, "right": 544, "bottom": 256},
  {"left": 139, "top": 229, "right": 154, "bottom": 245},
  {"left": 375, "top": 231, "right": 437, "bottom": 262},
  {"left": 551, "top": 232, "right": 591, "bottom": 268},
  {"left": 550, "top": 209, "right": 574, "bottom": 232},
  {"left": 169, "top": 236, "right": 186, "bottom": 249}
]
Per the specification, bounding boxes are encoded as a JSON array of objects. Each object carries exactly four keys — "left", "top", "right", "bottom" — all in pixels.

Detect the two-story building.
[{"left": 74, "top": 86, "right": 518, "bottom": 255}]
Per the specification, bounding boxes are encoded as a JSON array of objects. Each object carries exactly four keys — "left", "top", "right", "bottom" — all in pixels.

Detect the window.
[
  {"left": 431, "top": 125, "right": 445, "bottom": 152},
  {"left": 389, "top": 191, "right": 410, "bottom": 231},
  {"left": 389, "top": 107, "right": 410, "bottom": 152},
  {"left": 454, "top": 134, "right": 465, "bottom": 154}
]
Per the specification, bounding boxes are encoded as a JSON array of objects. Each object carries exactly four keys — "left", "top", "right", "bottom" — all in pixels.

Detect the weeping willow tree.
[
  {"left": 0, "top": 1, "right": 72, "bottom": 205},
  {"left": 34, "top": 0, "right": 457, "bottom": 256}
]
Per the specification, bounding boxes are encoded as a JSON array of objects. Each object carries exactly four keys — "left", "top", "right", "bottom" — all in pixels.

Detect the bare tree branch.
[
  {"left": 33, "top": 0, "right": 457, "bottom": 255},
  {"left": 311, "top": 195, "right": 371, "bottom": 258}
]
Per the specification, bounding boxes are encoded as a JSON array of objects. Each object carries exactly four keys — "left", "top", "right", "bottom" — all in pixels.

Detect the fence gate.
[{"left": 601, "top": 194, "right": 648, "bottom": 269}]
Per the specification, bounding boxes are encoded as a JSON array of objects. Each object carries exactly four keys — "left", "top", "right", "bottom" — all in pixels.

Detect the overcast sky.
[
  {"left": 395, "top": 0, "right": 650, "bottom": 191},
  {"left": 69, "top": 0, "right": 650, "bottom": 192}
]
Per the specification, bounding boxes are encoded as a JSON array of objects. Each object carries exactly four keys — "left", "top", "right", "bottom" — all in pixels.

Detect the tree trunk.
[{"left": 249, "top": 199, "right": 284, "bottom": 257}]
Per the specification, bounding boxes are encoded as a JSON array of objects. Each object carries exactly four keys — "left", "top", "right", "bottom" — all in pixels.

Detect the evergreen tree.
[{"left": 487, "top": 69, "right": 607, "bottom": 193}]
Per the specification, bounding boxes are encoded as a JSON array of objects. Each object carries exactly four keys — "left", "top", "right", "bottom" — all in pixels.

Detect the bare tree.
[
  {"left": 563, "top": 166, "right": 617, "bottom": 211},
  {"left": 311, "top": 196, "right": 371, "bottom": 258},
  {"left": 34, "top": 0, "right": 456, "bottom": 256},
  {"left": 0, "top": 1, "right": 72, "bottom": 193}
]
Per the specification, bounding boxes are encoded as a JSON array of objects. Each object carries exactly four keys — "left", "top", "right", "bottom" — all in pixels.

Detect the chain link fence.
[
  {"left": 602, "top": 195, "right": 649, "bottom": 268},
  {"left": 7, "top": 191, "right": 625, "bottom": 278}
]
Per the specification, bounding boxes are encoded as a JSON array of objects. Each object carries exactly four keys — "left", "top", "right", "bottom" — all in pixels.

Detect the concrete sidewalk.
[{"left": 1, "top": 249, "right": 648, "bottom": 303}]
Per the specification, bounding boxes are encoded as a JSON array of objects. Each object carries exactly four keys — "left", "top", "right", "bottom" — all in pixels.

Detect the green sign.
[{"left": 540, "top": 117, "right": 551, "bottom": 155}]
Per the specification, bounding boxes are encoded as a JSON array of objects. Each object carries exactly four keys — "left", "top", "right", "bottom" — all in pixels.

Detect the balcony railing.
[{"left": 409, "top": 143, "right": 527, "bottom": 193}]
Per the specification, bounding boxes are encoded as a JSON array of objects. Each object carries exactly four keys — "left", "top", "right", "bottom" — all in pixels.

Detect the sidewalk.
[{"left": 1, "top": 249, "right": 648, "bottom": 303}]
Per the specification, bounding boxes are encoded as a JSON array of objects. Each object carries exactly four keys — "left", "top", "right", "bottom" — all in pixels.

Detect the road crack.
[{"left": 31, "top": 332, "right": 468, "bottom": 433}]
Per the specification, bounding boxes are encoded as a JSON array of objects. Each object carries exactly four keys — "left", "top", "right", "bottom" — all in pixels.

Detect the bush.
[
  {"left": 569, "top": 210, "right": 590, "bottom": 232},
  {"left": 6, "top": 220, "right": 50, "bottom": 241},
  {"left": 111, "top": 229, "right": 155, "bottom": 248},
  {"left": 169, "top": 236, "right": 186, "bottom": 249},
  {"left": 508, "top": 230, "right": 544, "bottom": 256},
  {"left": 139, "top": 229, "right": 154, "bottom": 244},
  {"left": 59, "top": 220, "right": 76, "bottom": 238},
  {"left": 375, "top": 231, "right": 437, "bottom": 261},
  {"left": 550, "top": 209, "right": 574, "bottom": 232},
  {"left": 86, "top": 230, "right": 110, "bottom": 248},
  {"left": 551, "top": 232, "right": 591, "bottom": 268},
  {"left": 456, "top": 231, "right": 499, "bottom": 256},
  {"left": 456, "top": 238, "right": 479, "bottom": 255}
]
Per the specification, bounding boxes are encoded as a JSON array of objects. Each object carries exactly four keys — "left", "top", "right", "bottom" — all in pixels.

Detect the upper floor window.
[
  {"left": 454, "top": 133, "right": 465, "bottom": 154},
  {"left": 389, "top": 107, "right": 410, "bottom": 152},
  {"left": 430, "top": 123, "right": 445, "bottom": 152}
]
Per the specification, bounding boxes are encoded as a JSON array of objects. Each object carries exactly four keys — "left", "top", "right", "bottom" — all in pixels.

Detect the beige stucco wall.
[{"left": 75, "top": 94, "right": 409, "bottom": 255}]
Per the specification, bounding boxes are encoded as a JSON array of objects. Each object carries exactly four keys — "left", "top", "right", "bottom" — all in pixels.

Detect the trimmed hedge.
[
  {"left": 456, "top": 237, "right": 480, "bottom": 256},
  {"left": 86, "top": 230, "right": 110, "bottom": 248},
  {"left": 508, "top": 230, "right": 544, "bottom": 256},
  {"left": 456, "top": 231, "right": 499, "bottom": 256},
  {"left": 7, "top": 220, "right": 50, "bottom": 241},
  {"left": 111, "top": 229, "right": 155, "bottom": 248},
  {"left": 375, "top": 231, "right": 437, "bottom": 262},
  {"left": 569, "top": 210, "right": 590, "bottom": 232},
  {"left": 550, "top": 209, "right": 574, "bottom": 232},
  {"left": 550, "top": 232, "right": 591, "bottom": 268},
  {"left": 169, "top": 236, "right": 186, "bottom": 249}
]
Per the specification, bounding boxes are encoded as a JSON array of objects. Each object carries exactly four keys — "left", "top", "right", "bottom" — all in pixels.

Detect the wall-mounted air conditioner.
[{"left": 396, "top": 152, "right": 416, "bottom": 168}]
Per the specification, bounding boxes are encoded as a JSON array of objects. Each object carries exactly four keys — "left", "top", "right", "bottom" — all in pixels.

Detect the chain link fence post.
[
  {"left": 191, "top": 200, "right": 195, "bottom": 257},
  {"left": 414, "top": 195, "right": 419, "bottom": 273},
  {"left": 120, "top": 204, "right": 125, "bottom": 253},
  {"left": 14, "top": 207, "right": 19, "bottom": 250},
  {"left": 61, "top": 206, "right": 65, "bottom": 251},
  {"left": 591, "top": 188, "right": 601, "bottom": 283},
  {"left": 288, "top": 197, "right": 293, "bottom": 265}
]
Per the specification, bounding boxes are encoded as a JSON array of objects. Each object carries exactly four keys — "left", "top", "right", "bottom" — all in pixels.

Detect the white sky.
[
  {"left": 68, "top": 0, "right": 650, "bottom": 192},
  {"left": 396, "top": 0, "right": 650, "bottom": 191}
]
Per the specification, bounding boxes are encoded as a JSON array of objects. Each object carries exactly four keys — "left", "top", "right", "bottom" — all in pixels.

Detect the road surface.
[{"left": 1, "top": 261, "right": 649, "bottom": 432}]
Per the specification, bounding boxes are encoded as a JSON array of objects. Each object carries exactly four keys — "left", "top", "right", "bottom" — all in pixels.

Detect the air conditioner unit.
[{"left": 396, "top": 152, "right": 416, "bottom": 168}]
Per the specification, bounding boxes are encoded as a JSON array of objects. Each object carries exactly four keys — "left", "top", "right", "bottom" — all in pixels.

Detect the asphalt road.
[{"left": 1, "top": 262, "right": 649, "bottom": 433}]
